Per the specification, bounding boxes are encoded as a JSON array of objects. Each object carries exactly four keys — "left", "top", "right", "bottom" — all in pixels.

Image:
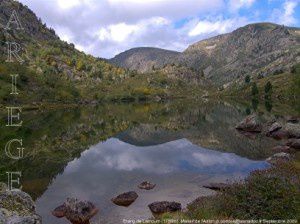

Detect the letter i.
[{"left": 10, "top": 74, "right": 19, "bottom": 95}]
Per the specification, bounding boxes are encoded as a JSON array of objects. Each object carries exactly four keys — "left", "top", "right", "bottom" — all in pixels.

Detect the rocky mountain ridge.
[
  {"left": 110, "top": 47, "right": 180, "bottom": 73},
  {"left": 110, "top": 23, "right": 300, "bottom": 86}
]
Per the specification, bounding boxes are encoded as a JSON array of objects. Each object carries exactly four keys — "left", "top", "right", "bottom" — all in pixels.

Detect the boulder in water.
[
  {"left": 52, "top": 198, "right": 98, "bottom": 224},
  {"left": 138, "top": 181, "right": 156, "bottom": 190},
  {"left": 111, "top": 191, "right": 138, "bottom": 207}
]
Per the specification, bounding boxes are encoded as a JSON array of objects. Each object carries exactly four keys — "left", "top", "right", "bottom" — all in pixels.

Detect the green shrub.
[
  {"left": 245, "top": 75, "right": 251, "bottom": 83},
  {"left": 76, "top": 60, "right": 86, "bottom": 71},
  {"left": 273, "top": 69, "right": 283, "bottom": 76},
  {"left": 217, "top": 162, "right": 300, "bottom": 219},
  {"left": 291, "top": 64, "right": 300, "bottom": 74},
  {"left": 264, "top": 81, "right": 272, "bottom": 94},
  {"left": 251, "top": 82, "right": 259, "bottom": 95}
]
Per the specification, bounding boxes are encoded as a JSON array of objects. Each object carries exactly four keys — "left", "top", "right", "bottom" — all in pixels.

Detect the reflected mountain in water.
[
  {"left": 35, "top": 137, "right": 268, "bottom": 224},
  {"left": 0, "top": 100, "right": 296, "bottom": 208}
]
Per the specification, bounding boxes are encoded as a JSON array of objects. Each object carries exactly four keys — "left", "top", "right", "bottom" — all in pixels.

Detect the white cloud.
[
  {"left": 18, "top": 0, "right": 226, "bottom": 57},
  {"left": 98, "top": 23, "right": 139, "bottom": 42},
  {"left": 18, "top": 0, "right": 295, "bottom": 58},
  {"left": 56, "top": 0, "right": 94, "bottom": 10},
  {"left": 229, "top": 0, "right": 256, "bottom": 12},
  {"left": 97, "top": 17, "right": 170, "bottom": 43},
  {"left": 188, "top": 17, "right": 249, "bottom": 36},
  {"left": 270, "top": 0, "right": 298, "bottom": 26},
  {"left": 282, "top": 1, "right": 298, "bottom": 25},
  {"left": 55, "top": 26, "right": 73, "bottom": 42},
  {"left": 57, "top": 0, "right": 81, "bottom": 9}
]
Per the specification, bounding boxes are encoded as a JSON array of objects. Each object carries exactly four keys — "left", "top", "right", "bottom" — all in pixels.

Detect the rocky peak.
[
  {"left": 180, "top": 22, "right": 300, "bottom": 85},
  {"left": 110, "top": 47, "right": 180, "bottom": 73},
  {"left": 0, "top": 0, "right": 58, "bottom": 41}
]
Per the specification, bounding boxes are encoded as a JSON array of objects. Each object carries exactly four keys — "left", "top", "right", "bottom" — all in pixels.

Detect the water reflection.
[
  {"left": 0, "top": 100, "right": 297, "bottom": 223},
  {"left": 36, "top": 138, "right": 268, "bottom": 224}
]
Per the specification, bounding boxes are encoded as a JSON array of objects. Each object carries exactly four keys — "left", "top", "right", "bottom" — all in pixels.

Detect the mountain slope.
[
  {"left": 110, "top": 47, "right": 180, "bottom": 73},
  {"left": 111, "top": 23, "right": 300, "bottom": 86},
  {"left": 0, "top": 0, "right": 131, "bottom": 104},
  {"left": 181, "top": 23, "right": 300, "bottom": 85}
]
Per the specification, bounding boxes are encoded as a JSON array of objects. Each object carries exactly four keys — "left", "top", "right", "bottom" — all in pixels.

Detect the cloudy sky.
[{"left": 18, "top": 0, "right": 299, "bottom": 59}]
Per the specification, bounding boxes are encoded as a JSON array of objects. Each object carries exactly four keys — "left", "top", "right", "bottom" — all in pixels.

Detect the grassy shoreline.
[{"left": 143, "top": 157, "right": 300, "bottom": 224}]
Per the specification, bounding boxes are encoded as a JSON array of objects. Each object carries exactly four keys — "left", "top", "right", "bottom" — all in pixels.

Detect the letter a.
[{"left": 5, "top": 10, "right": 23, "bottom": 30}]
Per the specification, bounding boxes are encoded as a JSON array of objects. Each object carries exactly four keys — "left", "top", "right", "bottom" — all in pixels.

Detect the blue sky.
[{"left": 19, "top": 0, "right": 300, "bottom": 58}]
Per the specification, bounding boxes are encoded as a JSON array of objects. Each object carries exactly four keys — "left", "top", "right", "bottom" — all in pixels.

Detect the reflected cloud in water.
[
  {"left": 36, "top": 138, "right": 268, "bottom": 224},
  {"left": 65, "top": 138, "right": 267, "bottom": 175}
]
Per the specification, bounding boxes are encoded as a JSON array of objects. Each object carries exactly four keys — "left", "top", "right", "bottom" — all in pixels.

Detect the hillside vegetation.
[
  {"left": 220, "top": 63, "right": 300, "bottom": 112},
  {"left": 0, "top": 0, "right": 209, "bottom": 106},
  {"left": 0, "top": 0, "right": 299, "bottom": 107}
]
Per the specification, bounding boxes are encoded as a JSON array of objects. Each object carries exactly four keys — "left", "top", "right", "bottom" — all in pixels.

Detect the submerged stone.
[
  {"left": 203, "top": 183, "right": 230, "bottom": 191},
  {"left": 111, "top": 191, "right": 138, "bottom": 207},
  {"left": 138, "top": 181, "right": 156, "bottom": 190}
]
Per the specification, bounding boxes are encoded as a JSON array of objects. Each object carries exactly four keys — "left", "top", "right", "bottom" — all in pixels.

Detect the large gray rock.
[
  {"left": 269, "top": 129, "right": 290, "bottom": 140},
  {"left": 271, "top": 145, "right": 291, "bottom": 153},
  {"left": 0, "top": 183, "right": 41, "bottom": 224},
  {"left": 286, "top": 139, "right": 300, "bottom": 150},
  {"left": 284, "top": 123, "right": 300, "bottom": 138},
  {"left": 267, "top": 122, "right": 282, "bottom": 135},
  {"left": 236, "top": 114, "right": 262, "bottom": 132},
  {"left": 266, "top": 152, "right": 292, "bottom": 164},
  {"left": 286, "top": 116, "right": 299, "bottom": 124}
]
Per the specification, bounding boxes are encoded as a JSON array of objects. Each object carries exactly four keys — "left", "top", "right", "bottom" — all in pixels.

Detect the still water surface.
[
  {"left": 36, "top": 138, "right": 268, "bottom": 224},
  {"left": 1, "top": 100, "right": 293, "bottom": 223}
]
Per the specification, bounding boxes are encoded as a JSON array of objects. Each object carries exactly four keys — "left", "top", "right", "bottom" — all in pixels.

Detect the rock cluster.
[
  {"left": 0, "top": 183, "right": 42, "bottom": 224},
  {"left": 236, "top": 114, "right": 300, "bottom": 165}
]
